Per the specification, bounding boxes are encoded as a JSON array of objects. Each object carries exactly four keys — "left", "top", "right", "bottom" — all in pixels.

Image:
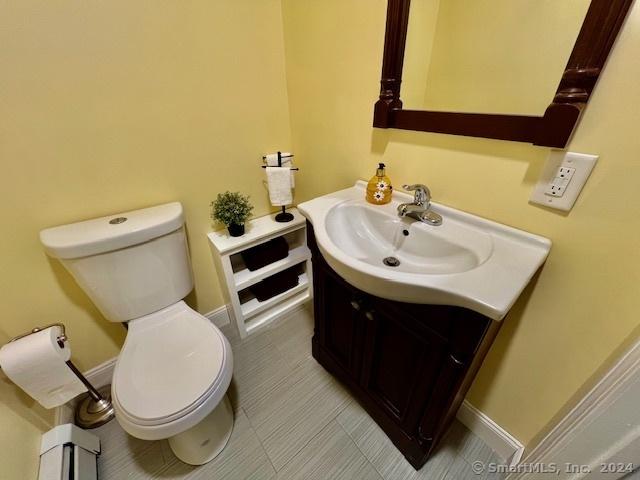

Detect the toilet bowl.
[
  {"left": 40, "top": 202, "right": 235, "bottom": 465},
  {"left": 112, "top": 301, "right": 234, "bottom": 464}
]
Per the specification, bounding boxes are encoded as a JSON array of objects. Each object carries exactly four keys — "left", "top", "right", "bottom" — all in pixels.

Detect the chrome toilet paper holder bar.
[
  {"left": 6, "top": 323, "right": 115, "bottom": 429},
  {"left": 9, "top": 322, "right": 68, "bottom": 347}
]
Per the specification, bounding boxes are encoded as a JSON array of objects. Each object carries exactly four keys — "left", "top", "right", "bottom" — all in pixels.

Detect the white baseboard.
[
  {"left": 204, "top": 304, "right": 230, "bottom": 328},
  {"left": 83, "top": 357, "right": 118, "bottom": 389},
  {"left": 457, "top": 400, "right": 524, "bottom": 467}
]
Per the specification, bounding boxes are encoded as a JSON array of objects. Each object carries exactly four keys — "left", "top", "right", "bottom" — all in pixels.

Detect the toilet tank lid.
[{"left": 40, "top": 202, "right": 185, "bottom": 259}]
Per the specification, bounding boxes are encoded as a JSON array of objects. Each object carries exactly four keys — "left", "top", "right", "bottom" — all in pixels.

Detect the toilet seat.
[{"left": 112, "top": 301, "right": 233, "bottom": 440}]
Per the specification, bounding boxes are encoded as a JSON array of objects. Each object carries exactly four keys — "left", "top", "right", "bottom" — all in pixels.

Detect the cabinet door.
[
  {"left": 359, "top": 297, "right": 450, "bottom": 429},
  {"left": 312, "top": 261, "right": 364, "bottom": 378},
  {"left": 416, "top": 351, "right": 469, "bottom": 444}
]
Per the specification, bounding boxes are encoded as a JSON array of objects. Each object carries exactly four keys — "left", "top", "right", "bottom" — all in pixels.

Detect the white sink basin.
[
  {"left": 326, "top": 202, "right": 494, "bottom": 275},
  {"left": 298, "top": 181, "right": 552, "bottom": 320}
]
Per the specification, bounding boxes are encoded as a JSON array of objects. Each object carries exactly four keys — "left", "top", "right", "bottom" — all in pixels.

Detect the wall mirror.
[{"left": 373, "top": 0, "right": 633, "bottom": 147}]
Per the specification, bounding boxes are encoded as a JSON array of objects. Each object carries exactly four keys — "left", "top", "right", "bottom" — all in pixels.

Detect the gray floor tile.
[
  {"left": 623, "top": 468, "right": 640, "bottom": 480},
  {"left": 483, "top": 469, "right": 506, "bottom": 480},
  {"left": 154, "top": 409, "right": 276, "bottom": 480},
  {"left": 269, "top": 305, "right": 314, "bottom": 369},
  {"left": 244, "top": 358, "right": 352, "bottom": 470},
  {"left": 93, "top": 305, "right": 502, "bottom": 480},
  {"left": 480, "top": 452, "right": 505, "bottom": 480},
  {"left": 228, "top": 327, "right": 293, "bottom": 413},
  {"left": 95, "top": 420, "right": 167, "bottom": 479},
  {"left": 222, "top": 306, "right": 314, "bottom": 414},
  {"left": 442, "top": 456, "right": 478, "bottom": 480},
  {"left": 337, "top": 400, "right": 457, "bottom": 480},
  {"left": 277, "top": 421, "right": 383, "bottom": 480},
  {"left": 445, "top": 421, "right": 495, "bottom": 467},
  {"left": 219, "top": 323, "right": 241, "bottom": 346}
]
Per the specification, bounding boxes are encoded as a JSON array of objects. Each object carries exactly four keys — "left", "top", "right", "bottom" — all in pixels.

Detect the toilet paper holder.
[
  {"left": 9, "top": 322, "right": 68, "bottom": 346},
  {"left": 6, "top": 323, "right": 116, "bottom": 429}
]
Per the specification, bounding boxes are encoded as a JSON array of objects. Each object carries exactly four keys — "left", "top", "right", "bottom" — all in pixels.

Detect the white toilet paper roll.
[{"left": 0, "top": 326, "right": 87, "bottom": 409}]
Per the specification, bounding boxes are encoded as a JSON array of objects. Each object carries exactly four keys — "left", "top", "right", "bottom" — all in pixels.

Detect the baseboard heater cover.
[{"left": 38, "top": 424, "right": 100, "bottom": 480}]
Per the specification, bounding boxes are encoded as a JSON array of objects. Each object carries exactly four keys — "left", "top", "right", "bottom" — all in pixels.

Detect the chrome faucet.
[{"left": 397, "top": 184, "right": 443, "bottom": 226}]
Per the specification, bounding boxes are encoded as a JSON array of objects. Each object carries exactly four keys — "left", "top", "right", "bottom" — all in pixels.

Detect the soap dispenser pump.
[{"left": 366, "top": 163, "right": 393, "bottom": 205}]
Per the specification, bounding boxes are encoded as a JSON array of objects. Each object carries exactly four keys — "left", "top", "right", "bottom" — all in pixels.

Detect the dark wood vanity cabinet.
[{"left": 307, "top": 222, "right": 502, "bottom": 469}]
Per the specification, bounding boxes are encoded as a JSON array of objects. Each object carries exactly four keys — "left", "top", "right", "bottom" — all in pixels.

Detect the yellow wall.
[
  {"left": 411, "top": 0, "right": 591, "bottom": 114},
  {"left": 401, "top": 0, "right": 441, "bottom": 108},
  {"left": 282, "top": 0, "right": 640, "bottom": 447},
  {"left": 0, "top": 374, "right": 51, "bottom": 479},
  {"left": 0, "top": 0, "right": 290, "bottom": 472}
]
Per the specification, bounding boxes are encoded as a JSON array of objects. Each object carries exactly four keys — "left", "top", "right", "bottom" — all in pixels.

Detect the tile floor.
[{"left": 92, "top": 304, "right": 505, "bottom": 479}]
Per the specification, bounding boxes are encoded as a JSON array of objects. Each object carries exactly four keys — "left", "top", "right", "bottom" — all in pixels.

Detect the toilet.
[{"left": 40, "top": 202, "right": 234, "bottom": 465}]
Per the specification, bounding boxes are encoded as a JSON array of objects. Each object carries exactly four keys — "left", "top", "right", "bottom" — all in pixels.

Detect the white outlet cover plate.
[{"left": 530, "top": 150, "right": 598, "bottom": 211}]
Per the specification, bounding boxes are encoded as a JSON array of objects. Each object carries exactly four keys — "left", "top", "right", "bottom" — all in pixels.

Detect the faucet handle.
[{"left": 402, "top": 184, "right": 431, "bottom": 206}]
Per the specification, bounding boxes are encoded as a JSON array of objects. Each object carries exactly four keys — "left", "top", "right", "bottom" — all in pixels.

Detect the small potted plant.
[{"left": 211, "top": 191, "right": 254, "bottom": 237}]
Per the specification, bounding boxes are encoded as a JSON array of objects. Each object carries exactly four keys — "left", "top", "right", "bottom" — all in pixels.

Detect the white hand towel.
[
  {"left": 264, "top": 153, "right": 295, "bottom": 187},
  {"left": 266, "top": 166, "right": 293, "bottom": 206},
  {"left": 0, "top": 326, "right": 87, "bottom": 409}
]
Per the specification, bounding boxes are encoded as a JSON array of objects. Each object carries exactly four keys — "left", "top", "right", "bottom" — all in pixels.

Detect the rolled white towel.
[{"left": 266, "top": 166, "right": 293, "bottom": 206}]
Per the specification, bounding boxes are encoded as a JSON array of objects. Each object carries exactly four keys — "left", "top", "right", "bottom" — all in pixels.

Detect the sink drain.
[{"left": 383, "top": 256, "right": 401, "bottom": 267}]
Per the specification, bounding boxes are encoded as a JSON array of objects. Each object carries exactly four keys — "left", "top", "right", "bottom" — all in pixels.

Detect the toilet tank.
[{"left": 40, "top": 203, "right": 194, "bottom": 322}]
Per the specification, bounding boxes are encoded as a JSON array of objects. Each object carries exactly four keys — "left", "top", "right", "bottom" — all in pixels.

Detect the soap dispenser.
[{"left": 366, "top": 163, "right": 393, "bottom": 204}]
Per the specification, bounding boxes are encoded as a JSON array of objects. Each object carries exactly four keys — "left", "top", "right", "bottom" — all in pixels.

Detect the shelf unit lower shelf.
[
  {"left": 245, "top": 290, "right": 310, "bottom": 336},
  {"left": 208, "top": 208, "right": 313, "bottom": 338},
  {"left": 241, "top": 272, "right": 309, "bottom": 319},
  {"left": 233, "top": 245, "right": 311, "bottom": 291}
]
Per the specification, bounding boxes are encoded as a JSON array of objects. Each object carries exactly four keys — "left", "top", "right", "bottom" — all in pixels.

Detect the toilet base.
[{"left": 168, "top": 394, "right": 234, "bottom": 465}]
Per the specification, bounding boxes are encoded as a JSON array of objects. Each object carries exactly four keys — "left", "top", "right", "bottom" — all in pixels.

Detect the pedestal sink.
[{"left": 298, "top": 181, "right": 551, "bottom": 320}]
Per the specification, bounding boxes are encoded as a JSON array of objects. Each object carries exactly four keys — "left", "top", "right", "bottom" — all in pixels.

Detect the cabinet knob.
[
  {"left": 365, "top": 311, "right": 375, "bottom": 321},
  {"left": 350, "top": 300, "right": 361, "bottom": 311}
]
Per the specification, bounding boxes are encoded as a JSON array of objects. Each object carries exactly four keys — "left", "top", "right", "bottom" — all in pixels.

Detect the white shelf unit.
[{"left": 207, "top": 208, "right": 312, "bottom": 338}]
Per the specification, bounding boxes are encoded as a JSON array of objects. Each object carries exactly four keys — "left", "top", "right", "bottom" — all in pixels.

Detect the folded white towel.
[
  {"left": 264, "top": 153, "right": 295, "bottom": 187},
  {"left": 266, "top": 166, "right": 293, "bottom": 206}
]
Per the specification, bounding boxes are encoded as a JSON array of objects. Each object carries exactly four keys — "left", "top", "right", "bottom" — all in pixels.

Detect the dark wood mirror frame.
[{"left": 373, "top": 0, "right": 633, "bottom": 148}]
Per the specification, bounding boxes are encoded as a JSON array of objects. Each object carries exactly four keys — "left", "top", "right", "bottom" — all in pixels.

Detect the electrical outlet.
[
  {"left": 543, "top": 166, "right": 575, "bottom": 197},
  {"left": 545, "top": 183, "right": 567, "bottom": 197},
  {"left": 530, "top": 151, "right": 598, "bottom": 211},
  {"left": 558, "top": 167, "right": 576, "bottom": 180}
]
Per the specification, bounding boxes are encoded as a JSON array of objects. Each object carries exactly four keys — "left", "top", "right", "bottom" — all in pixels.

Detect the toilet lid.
[{"left": 113, "top": 302, "right": 226, "bottom": 423}]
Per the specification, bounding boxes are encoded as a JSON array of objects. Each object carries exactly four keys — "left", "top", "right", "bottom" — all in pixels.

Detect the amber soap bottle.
[{"left": 366, "top": 163, "right": 393, "bottom": 204}]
